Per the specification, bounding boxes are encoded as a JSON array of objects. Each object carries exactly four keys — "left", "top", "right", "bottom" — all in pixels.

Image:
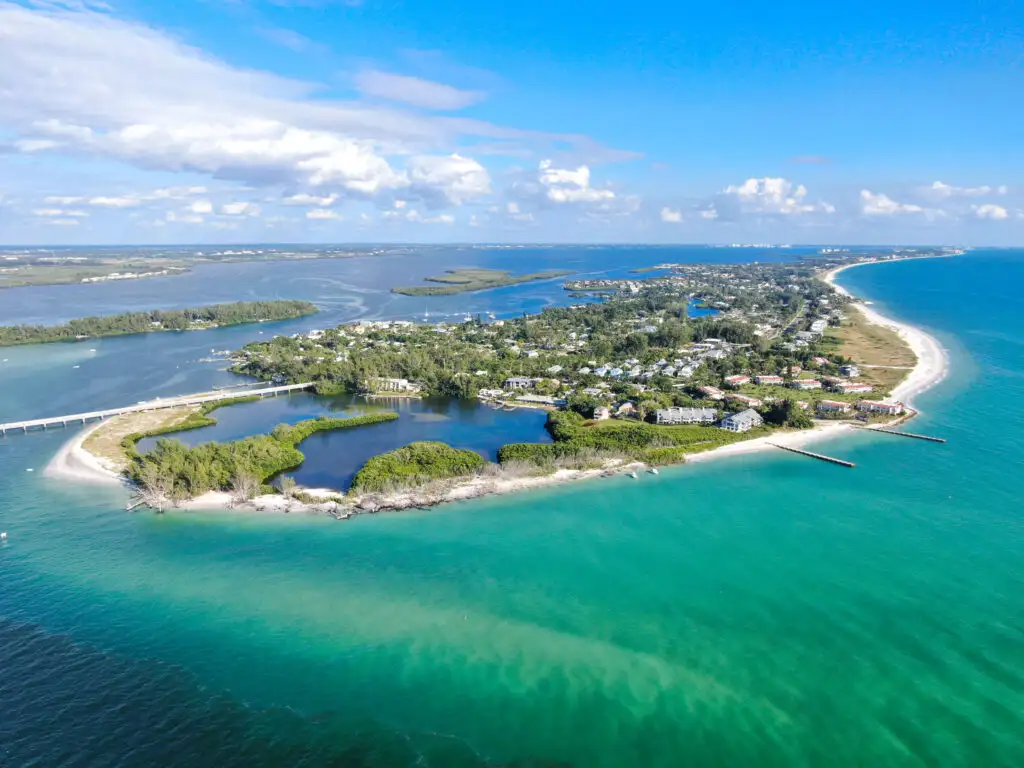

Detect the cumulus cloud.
[
  {"left": 721, "top": 177, "right": 834, "bottom": 216},
  {"left": 860, "top": 190, "right": 926, "bottom": 216},
  {"left": 537, "top": 159, "right": 615, "bottom": 204},
  {"left": 282, "top": 192, "right": 339, "bottom": 206},
  {"left": 306, "top": 208, "right": 342, "bottom": 220},
  {"left": 33, "top": 207, "right": 88, "bottom": 217},
  {"left": 220, "top": 201, "right": 260, "bottom": 216},
  {"left": 407, "top": 153, "right": 491, "bottom": 205},
  {"left": 353, "top": 70, "right": 485, "bottom": 111},
  {"left": 923, "top": 181, "right": 1008, "bottom": 199},
  {"left": 660, "top": 207, "right": 683, "bottom": 223},
  {"left": 188, "top": 199, "right": 213, "bottom": 215},
  {"left": 87, "top": 195, "right": 140, "bottom": 208},
  {"left": 973, "top": 203, "right": 1009, "bottom": 220}
]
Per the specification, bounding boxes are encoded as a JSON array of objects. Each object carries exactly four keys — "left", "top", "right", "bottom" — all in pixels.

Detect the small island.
[
  {"left": 391, "top": 268, "right": 573, "bottom": 296},
  {"left": 0, "top": 300, "right": 318, "bottom": 346}
]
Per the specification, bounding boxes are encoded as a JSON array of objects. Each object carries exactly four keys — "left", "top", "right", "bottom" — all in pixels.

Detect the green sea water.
[{"left": 2, "top": 251, "right": 1024, "bottom": 766}]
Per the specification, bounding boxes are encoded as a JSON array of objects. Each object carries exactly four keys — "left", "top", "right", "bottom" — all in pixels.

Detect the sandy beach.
[{"left": 44, "top": 420, "right": 125, "bottom": 486}]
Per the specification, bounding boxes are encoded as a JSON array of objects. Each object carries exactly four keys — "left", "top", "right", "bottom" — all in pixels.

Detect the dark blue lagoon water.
[{"left": 2, "top": 247, "right": 1024, "bottom": 766}]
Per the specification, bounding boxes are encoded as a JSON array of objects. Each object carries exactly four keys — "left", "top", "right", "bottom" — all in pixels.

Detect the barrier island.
[
  {"left": 392, "top": 268, "right": 572, "bottom": 296},
  {"left": 0, "top": 300, "right": 318, "bottom": 346}
]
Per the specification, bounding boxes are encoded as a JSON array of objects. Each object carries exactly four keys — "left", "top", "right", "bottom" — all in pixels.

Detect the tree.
[
  {"left": 280, "top": 475, "right": 297, "bottom": 498},
  {"left": 230, "top": 471, "right": 259, "bottom": 505},
  {"left": 763, "top": 398, "right": 813, "bottom": 429}
]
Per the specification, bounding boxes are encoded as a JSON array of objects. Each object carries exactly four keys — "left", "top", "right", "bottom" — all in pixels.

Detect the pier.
[
  {"left": 862, "top": 427, "right": 946, "bottom": 443},
  {"left": 770, "top": 443, "right": 855, "bottom": 468},
  {"left": 0, "top": 382, "right": 314, "bottom": 436}
]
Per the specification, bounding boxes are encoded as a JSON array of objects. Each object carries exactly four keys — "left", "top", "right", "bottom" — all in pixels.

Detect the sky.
[{"left": 1, "top": 0, "right": 1022, "bottom": 246}]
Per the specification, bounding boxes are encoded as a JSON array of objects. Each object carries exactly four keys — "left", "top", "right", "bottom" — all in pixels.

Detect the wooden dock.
[
  {"left": 769, "top": 443, "right": 855, "bottom": 468},
  {"left": 863, "top": 427, "right": 946, "bottom": 443},
  {"left": 0, "top": 382, "right": 314, "bottom": 436}
]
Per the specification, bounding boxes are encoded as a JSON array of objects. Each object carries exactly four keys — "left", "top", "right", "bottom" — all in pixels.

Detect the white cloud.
[
  {"left": 305, "top": 208, "right": 341, "bottom": 220},
  {"left": 165, "top": 210, "right": 203, "bottom": 224},
  {"left": 973, "top": 203, "right": 1009, "bottom": 220},
  {"left": 721, "top": 177, "right": 834, "bottom": 215},
  {"left": 923, "top": 181, "right": 1008, "bottom": 199},
  {"left": 860, "top": 189, "right": 925, "bottom": 216},
  {"left": 353, "top": 70, "right": 485, "bottom": 111},
  {"left": 537, "top": 159, "right": 615, "bottom": 204},
  {"left": 660, "top": 207, "right": 683, "bottom": 223},
  {"left": 188, "top": 199, "right": 213, "bottom": 214},
  {"left": 33, "top": 207, "right": 88, "bottom": 217},
  {"left": 407, "top": 153, "right": 491, "bottom": 204},
  {"left": 282, "top": 193, "right": 338, "bottom": 207},
  {"left": 220, "top": 201, "right": 260, "bottom": 216},
  {"left": 43, "top": 195, "right": 83, "bottom": 204},
  {"left": 43, "top": 218, "right": 82, "bottom": 226},
  {"left": 87, "top": 195, "right": 140, "bottom": 208}
]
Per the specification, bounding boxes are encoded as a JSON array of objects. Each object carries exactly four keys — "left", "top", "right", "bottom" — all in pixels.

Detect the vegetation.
[
  {"left": 392, "top": 268, "right": 573, "bottom": 296},
  {"left": 351, "top": 441, "right": 486, "bottom": 493},
  {"left": 127, "top": 412, "right": 398, "bottom": 505},
  {"left": 0, "top": 300, "right": 318, "bottom": 346},
  {"left": 762, "top": 398, "right": 814, "bottom": 429}
]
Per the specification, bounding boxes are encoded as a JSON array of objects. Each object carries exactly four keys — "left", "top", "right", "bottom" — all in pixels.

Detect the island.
[
  {"left": 0, "top": 300, "right": 318, "bottom": 346},
  {"left": 391, "top": 268, "right": 573, "bottom": 296},
  {"left": 52, "top": 249, "right": 951, "bottom": 516}
]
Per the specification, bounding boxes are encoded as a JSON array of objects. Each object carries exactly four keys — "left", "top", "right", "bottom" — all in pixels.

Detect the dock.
[
  {"left": 862, "top": 427, "right": 946, "bottom": 443},
  {"left": 769, "top": 443, "right": 855, "bottom": 468},
  {"left": 0, "top": 382, "right": 314, "bottom": 436}
]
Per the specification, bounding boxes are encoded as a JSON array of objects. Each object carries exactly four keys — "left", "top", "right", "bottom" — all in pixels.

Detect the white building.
[{"left": 719, "top": 409, "right": 764, "bottom": 433}]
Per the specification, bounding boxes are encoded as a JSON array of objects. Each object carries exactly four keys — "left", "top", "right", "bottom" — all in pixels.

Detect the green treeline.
[
  {"left": 128, "top": 412, "right": 398, "bottom": 502},
  {"left": 351, "top": 441, "right": 486, "bottom": 492},
  {"left": 392, "top": 269, "right": 572, "bottom": 296},
  {"left": 498, "top": 411, "right": 764, "bottom": 468},
  {"left": 0, "top": 300, "right": 318, "bottom": 346}
]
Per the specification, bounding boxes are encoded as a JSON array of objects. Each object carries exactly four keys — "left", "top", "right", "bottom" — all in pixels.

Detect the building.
[
  {"left": 835, "top": 381, "right": 874, "bottom": 395},
  {"left": 724, "top": 375, "right": 750, "bottom": 388},
  {"left": 616, "top": 402, "right": 637, "bottom": 418},
  {"left": 655, "top": 407, "right": 718, "bottom": 425},
  {"left": 855, "top": 401, "right": 905, "bottom": 415},
  {"left": 755, "top": 374, "right": 784, "bottom": 385},
  {"left": 840, "top": 364, "right": 860, "bottom": 377},
  {"left": 789, "top": 379, "right": 822, "bottom": 390},
  {"left": 515, "top": 394, "right": 566, "bottom": 407},
  {"left": 593, "top": 405, "right": 611, "bottom": 421},
  {"left": 719, "top": 409, "right": 764, "bottom": 433},
  {"left": 699, "top": 385, "right": 725, "bottom": 400},
  {"left": 371, "top": 377, "right": 418, "bottom": 393},
  {"left": 726, "top": 393, "right": 763, "bottom": 408},
  {"left": 809, "top": 319, "right": 828, "bottom": 335},
  {"left": 503, "top": 377, "right": 534, "bottom": 390},
  {"left": 812, "top": 356, "right": 831, "bottom": 367},
  {"left": 816, "top": 400, "right": 852, "bottom": 414}
]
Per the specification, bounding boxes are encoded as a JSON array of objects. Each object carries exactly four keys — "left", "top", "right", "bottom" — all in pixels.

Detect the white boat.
[
  {"left": 628, "top": 471, "right": 638, "bottom": 479},
  {"left": 649, "top": 468, "right": 659, "bottom": 475}
]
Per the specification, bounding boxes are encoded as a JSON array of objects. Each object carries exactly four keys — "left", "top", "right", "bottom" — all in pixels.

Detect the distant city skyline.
[{"left": 1, "top": 0, "right": 1022, "bottom": 245}]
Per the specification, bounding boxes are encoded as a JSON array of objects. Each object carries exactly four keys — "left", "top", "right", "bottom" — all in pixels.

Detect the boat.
[
  {"left": 628, "top": 471, "right": 638, "bottom": 479},
  {"left": 649, "top": 468, "right": 659, "bottom": 475}
]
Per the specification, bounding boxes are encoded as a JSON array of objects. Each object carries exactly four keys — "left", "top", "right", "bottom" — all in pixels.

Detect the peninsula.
[
  {"left": 0, "top": 300, "right": 318, "bottom": 346},
  {"left": 391, "top": 268, "right": 572, "bottom": 296}
]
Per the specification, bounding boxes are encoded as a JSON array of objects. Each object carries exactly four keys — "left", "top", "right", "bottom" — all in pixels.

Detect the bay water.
[{"left": 1, "top": 248, "right": 1023, "bottom": 766}]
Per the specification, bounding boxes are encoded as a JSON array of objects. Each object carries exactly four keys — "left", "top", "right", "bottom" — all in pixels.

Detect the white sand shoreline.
[{"left": 45, "top": 256, "right": 953, "bottom": 515}]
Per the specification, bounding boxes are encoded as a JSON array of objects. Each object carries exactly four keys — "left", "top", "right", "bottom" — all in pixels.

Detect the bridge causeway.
[{"left": 0, "top": 382, "right": 314, "bottom": 435}]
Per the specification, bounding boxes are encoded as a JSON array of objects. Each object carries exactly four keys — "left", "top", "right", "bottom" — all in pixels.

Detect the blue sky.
[{"left": 1, "top": 0, "right": 1021, "bottom": 245}]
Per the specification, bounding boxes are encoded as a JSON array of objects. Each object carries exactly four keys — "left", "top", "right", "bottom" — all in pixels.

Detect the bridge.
[{"left": 0, "top": 382, "right": 314, "bottom": 435}]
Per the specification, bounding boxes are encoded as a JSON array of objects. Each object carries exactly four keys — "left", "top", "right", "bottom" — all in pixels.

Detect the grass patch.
[{"left": 392, "top": 269, "right": 572, "bottom": 296}]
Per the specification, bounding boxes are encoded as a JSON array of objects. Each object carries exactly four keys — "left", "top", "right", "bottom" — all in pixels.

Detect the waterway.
[{"left": 2, "top": 246, "right": 1024, "bottom": 766}]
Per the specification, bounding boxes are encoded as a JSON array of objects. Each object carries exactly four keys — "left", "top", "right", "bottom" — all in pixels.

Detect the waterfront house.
[
  {"left": 755, "top": 374, "right": 784, "bottom": 385},
  {"left": 719, "top": 409, "right": 764, "bottom": 433},
  {"left": 855, "top": 401, "right": 905, "bottom": 415},
  {"left": 503, "top": 377, "right": 534, "bottom": 390},
  {"left": 516, "top": 394, "right": 566, "bottom": 407},
  {"left": 835, "top": 381, "right": 874, "bottom": 395},
  {"left": 593, "top": 405, "right": 611, "bottom": 420},
  {"left": 371, "top": 377, "right": 419, "bottom": 393},
  {"left": 789, "top": 379, "right": 822, "bottom": 390},
  {"left": 655, "top": 407, "right": 718, "bottom": 425},
  {"left": 724, "top": 375, "right": 751, "bottom": 388},
  {"left": 816, "top": 400, "right": 852, "bottom": 414}
]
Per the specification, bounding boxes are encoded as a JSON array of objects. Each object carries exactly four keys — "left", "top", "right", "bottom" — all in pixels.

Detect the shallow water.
[{"left": 2, "top": 248, "right": 1024, "bottom": 766}]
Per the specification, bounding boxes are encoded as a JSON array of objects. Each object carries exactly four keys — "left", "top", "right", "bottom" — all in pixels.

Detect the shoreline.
[{"left": 46, "top": 257, "right": 953, "bottom": 515}]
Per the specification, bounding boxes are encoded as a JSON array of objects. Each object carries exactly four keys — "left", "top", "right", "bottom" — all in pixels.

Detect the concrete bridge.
[{"left": 0, "top": 382, "right": 314, "bottom": 435}]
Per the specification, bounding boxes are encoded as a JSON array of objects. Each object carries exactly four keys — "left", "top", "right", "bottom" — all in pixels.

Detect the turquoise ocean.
[{"left": 1, "top": 249, "right": 1023, "bottom": 766}]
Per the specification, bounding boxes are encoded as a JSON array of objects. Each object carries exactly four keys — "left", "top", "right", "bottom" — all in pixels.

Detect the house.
[
  {"left": 609, "top": 367, "right": 624, "bottom": 378},
  {"left": 582, "top": 387, "right": 604, "bottom": 397},
  {"left": 719, "top": 409, "right": 764, "bottom": 433},
  {"left": 812, "top": 356, "right": 831, "bottom": 367},
  {"left": 547, "top": 365, "right": 563, "bottom": 374},
  {"left": 809, "top": 319, "right": 828, "bottom": 335},
  {"left": 856, "top": 401, "right": 905, "bottom": 415},
  {"left": 371, "top": 377, "right": 418, "bottom": 393},
  {"left": 593, "top": 405, "right": 611, "bottom": 420},
  {"left": 515, "top": 394, "right": 566, "bottom": 407},
  {"left": 700, "top": 385, "right": 725, "bottom": 400},
  {"left": 655, "top": 407, "right": 718, "bottom": 425},
  {"left": 616, "top": 401, "right": 637, "bottom": 418},
  {"left": 755, "top": 374, "right": 784, "bottom": 385},
  {"left": 840, "top": 364, "right": 860, "bottom": 377},
  {"left": 834, "top": 381, "right": 874, "bottom": 394},
  {"left": 578, "top": 366, "right": 592, "bottom": 374},
  {"left": 789, "top": 379, "right": 822, "bottom": 390},
  {"left": 795, "top": 331, "right": 815, "bottom": 342},
  {"left": 726, "top": 393, "right": 763, "bottom": 408},
  {"left": 816, "top": 400, "right": 852, "bottom": 414},
  {"left": 503, "top": 377, "right": 534, "bottom": 390},
  {"left": 724, "top": 375, "right": 750, "bottom": 388}
]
